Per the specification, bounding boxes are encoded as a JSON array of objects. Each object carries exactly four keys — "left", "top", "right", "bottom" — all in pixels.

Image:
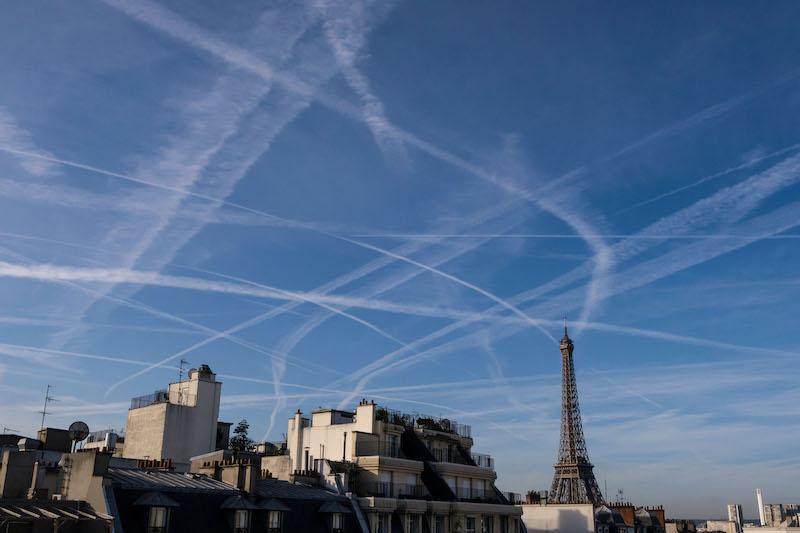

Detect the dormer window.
[
  {"left": 332, "top": 512, "right": 343, "bottom": 533},
  {"left": 134, "top": 492, "right": 178, "bottom": 533},
  {"left": 148, "top": 506, "right": 168, "bottom": 533},
  {"left": 234, "top": 509, "right": 250, "bottom": 533},
  {"left": 267, "top": 510, "right": 282, "bottom": 533}
]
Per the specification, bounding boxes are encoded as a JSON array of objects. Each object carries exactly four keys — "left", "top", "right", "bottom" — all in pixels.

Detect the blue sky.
[{"left": 1, "top": 0, "right": 799, "bottom": 519}]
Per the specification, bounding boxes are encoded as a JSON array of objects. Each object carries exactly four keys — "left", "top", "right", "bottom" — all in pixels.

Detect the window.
[
  {"left": 466, "top": 516, "right": 477, "bottom": 533},
  {"left": 234, "top": 510, "right": 250, "bottom": 533},
  {"left": 375, "top": 513, "right": 389, "bottom": 533},
  {"left": 332, "top": 512, "right": 344, "bottom": 533},
  {"left": 432, "top": 514, "right": 445, "bottom": 533},
  {"left": 267, "top": 511, "right": 282, "bottom": 533},
  {"left": 482, "top": 516, "right": 494, "bottom": 533},
  {"left": 148, "top": 507, "right": 168, "bottom": 533},
  {"left": 406, "top": 514, "right": 421, "bottom": 533},
  {"left": 500, "top": 516, "right": 508, "bottom": 533}
]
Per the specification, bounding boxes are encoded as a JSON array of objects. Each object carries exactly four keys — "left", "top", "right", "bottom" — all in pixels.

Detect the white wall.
[
  {"left": 520, "top": 504, "right": 595, "bottom": 533},
  {"left": 123, "top": 369, "right": 221, "bottom": 465}
]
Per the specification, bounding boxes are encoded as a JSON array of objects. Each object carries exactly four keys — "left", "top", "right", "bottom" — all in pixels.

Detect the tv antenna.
[
  {"left": 39, "top": 385, "right": 59, "bottom": 430},
  {"left": 2, "top": 426, "right": 19, "bottom": 434},
  {"left": 178, "top": 358, "right": 189, "bottom": 382},
  {"left": 177, "top": 358, "right": 189, "bottom": 405}
]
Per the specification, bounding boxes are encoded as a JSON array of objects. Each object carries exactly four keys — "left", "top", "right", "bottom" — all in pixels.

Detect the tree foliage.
[{"left": 230, "top": 419, "right": 253, "bottom": 451}]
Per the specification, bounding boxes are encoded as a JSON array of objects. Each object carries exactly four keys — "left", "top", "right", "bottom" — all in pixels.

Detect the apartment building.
[
  {"left": 280, "top": 399, "right": 522, "bottom": 533},
  {"left": 122, "top": 364, "right": 228, "bottom": 468}
]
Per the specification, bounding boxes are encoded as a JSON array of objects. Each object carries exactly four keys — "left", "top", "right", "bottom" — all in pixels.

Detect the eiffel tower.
[{"left": 549, "top": 324, "right": 605, "bottom": 506}]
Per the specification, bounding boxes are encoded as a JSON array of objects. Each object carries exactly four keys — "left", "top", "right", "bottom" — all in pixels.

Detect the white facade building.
[
  {"left": 280, "top": 399, "right": 522, "bottom": 533},
  {"left": 123, "top": 364, "right": 224, "bottom": 468}
]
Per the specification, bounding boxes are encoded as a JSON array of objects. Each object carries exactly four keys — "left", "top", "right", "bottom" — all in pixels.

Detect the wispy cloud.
[
  {"left": 315, "top": 0, "right": 407, "bottom": 165},
  {"left": 97, "top": 0, "right": 613, "bottom": 339},
  {"left": 336, "top": 152, "right": 800, "bottom": 401},
  {"left": 0, "top": 107, "right": 56, "bottom": 176}
]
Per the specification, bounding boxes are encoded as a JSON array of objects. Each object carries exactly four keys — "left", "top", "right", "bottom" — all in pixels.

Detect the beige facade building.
[
  {"left": 270, "top": 399, "right": 522, "bottom": 533},
  {"left": 122, "top": 364, "right": 224, "bottom": 468}
]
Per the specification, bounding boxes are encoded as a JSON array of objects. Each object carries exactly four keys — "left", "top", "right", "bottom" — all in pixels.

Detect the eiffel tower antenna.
[{"left": 549, "top": 324, "right": 605, "bottom": 505}]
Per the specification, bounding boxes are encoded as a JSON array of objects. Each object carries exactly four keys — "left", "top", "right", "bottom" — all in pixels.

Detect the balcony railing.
[
  {"left": 456, "top": 487, "right": 491, "bottom": 501},
  {"left": 363, "top": 482, "right": 428, "bottom": 499},
  {"left": 130, "top": 389, "right": 168, "bottom": 409},
  {"left": 431, "top": 447, "right": 470, "bottom": 465},
  {"left": 354, "top": 440, "right": 402, "bottom": 458},
  {"left": 375, "top": 407, "right": 471, "bottom": 438},
  {"left": 471, "top": 452, "right": 494, "bottom": 469},
  {"left": 429, "top": 448, "right": 494, "bottom": 469}
]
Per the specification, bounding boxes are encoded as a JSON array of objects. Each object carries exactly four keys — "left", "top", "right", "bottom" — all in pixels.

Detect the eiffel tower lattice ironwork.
[{"left": 549, "top": 324, "right": 605, "bottom": 506}]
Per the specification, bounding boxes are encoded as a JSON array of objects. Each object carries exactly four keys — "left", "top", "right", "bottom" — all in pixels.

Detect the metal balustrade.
[
  {"left": 130, "top": 389, "right": 168, "bottom": 409},
  {"left": 375, "top": 407, "right": 471, "bottom": 438},
  {"left": 354, "top": 440, "right": 402, "bottom": 458},
  {"left": 471, "top": 452, "right": 494, "bottom": 469},
  {"left": 456, "top": 487, "right": 490, "bottom": 501},
  {"left": 363, "top": 482, "right": 428, "bottom": 499}
]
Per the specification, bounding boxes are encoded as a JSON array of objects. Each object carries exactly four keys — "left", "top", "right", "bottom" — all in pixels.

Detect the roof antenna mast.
[{"left": 39, "top": 384, "right": 58, "bottom": 430}]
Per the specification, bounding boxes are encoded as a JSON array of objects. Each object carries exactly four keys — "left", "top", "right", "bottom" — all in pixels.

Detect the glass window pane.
[{"left": 149, "top": 507, "right": 166, "bottom": 527}]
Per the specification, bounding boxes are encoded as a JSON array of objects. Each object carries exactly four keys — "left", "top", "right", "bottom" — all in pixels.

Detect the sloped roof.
[
  {"left": 133, "top": 492, "right": 180, "bottom": 508},
  {"left": 107, "top": 468, "right": 237, "bottom": 493},
  {"left": 258, "top": 498, "right": 291, "bottom": 512},
  {"left": 318, "top": 501, "right": 353, "bottom": 514},
  {"left": 255, "top": 478, "right": 345, "bottom": 501},
  {"left": 220, "top": 494, "right": 260, "bottom": 510},
  {"left": 596, "top": 505, "right": 628, "bottom": 526},
  {"left": 0, "top": 500, "right": 111, "bottom": 521}
]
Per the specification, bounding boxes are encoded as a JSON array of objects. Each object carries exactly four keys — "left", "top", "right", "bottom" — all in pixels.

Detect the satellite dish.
[{"left": 68, "top": 421, "right": 90, "bottom": 443}]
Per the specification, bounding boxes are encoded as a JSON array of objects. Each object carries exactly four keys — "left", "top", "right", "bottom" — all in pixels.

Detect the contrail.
[
  {"left": 263, "top": 209, "right": 526, "bottom": 437},
  {"left": 0, "top": 244, "right": 338, "bottom": 378},
  {"left": 0, "top": 145, "right": 561, "bottom": 338},
  {"left": 362, "top": 199, "right": 800, "bottom": 389},
  {"left": 619, "top": 141, "right": 800, "bottom": 213},
  {"left": 102, "top": 266, "right": 418, "bottom": 397},
  {"left": 96, "top": 0, "right": 613, "bottom": 336},
  {"left": 340, "top": 236, "right": 557, "bottom": 343},
  {"left": 350, "top": 233, "right": 800, "bottom": 240}
]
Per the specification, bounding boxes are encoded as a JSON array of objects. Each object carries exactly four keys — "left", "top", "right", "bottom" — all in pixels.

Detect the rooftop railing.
[
  {"left": 354, "top": 440, "right": 402, "bottom": 458},
  {"left": 431, "top": 447, "right": 470, "bottom": 465},
  {"left": 130, "top": 389, "right": 169, "bottom": 410},
  {"left": 376, "top": 407, "right": 471, "bottom": 438},
  {"left": 362, "top": 482, "right": 428, "bottom": 499},
  {"left": 471, "top": 452, "right": 494, "bottom": 469},
  {"left": 455, "top": 486, "right": 491, "bottom": 502},
  {"left": 503, "top": 491, "right": 523, "bottom": 504}
]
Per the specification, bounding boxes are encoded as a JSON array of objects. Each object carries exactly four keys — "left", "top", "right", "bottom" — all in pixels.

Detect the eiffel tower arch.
[{"left": 549, "top": 325, "right": 605, "bottom": 506}]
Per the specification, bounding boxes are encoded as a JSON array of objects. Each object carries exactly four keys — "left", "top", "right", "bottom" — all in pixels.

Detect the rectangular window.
[
  {"left": 500, "top": 516, "right": 508, "bottom": 533},
  {"left": 149, "top": 507, "right": 168, "bottom": 533},
  {"left": 268, "top": 511, "right": 282, "bottom": 532},
  {"left": 406, "top": 514, "right": 421, "bottom": 533},
  {"left": 375, "top": 513, "right": 389, "bottom": 533},
  {"left": 482, "top": 516, "right": 494, "bottom": 533},
  {"left": 466, "top": 516, "right": 477, "bottom": 533},
  {"left": 332, "top": 512, "right": 343, "bottom": 533},
  {"left": 234, "top": 510, "right": 250, "bottom": 533},
  {"left": 432, "top": 514, "right": 445, "bottom": 533}
]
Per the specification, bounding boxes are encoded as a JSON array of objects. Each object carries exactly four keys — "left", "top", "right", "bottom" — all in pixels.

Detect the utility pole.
[{"left": 39, "top": 385, "right": 58, "bottom": 430}]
